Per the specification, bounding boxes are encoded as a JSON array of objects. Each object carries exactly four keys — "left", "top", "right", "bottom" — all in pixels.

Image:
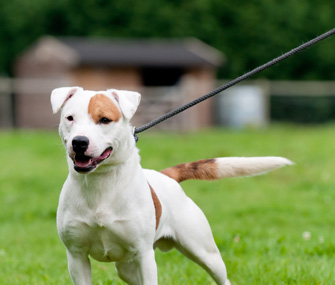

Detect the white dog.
[{"left": 51, "top": 86, "right": 292, "bottom": 285}]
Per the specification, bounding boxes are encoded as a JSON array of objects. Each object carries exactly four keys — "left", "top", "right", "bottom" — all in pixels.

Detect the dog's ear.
[
  {"left": 108, "top": 89, "right": 141, "bottom": 120},
  {"left": 51, "top": 87, "right": 83, "bottom": 114}
]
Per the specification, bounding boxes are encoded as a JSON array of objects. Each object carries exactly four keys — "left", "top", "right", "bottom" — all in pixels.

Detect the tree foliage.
[{"left": 0, "top": 0, "right": 334, "bottom": 79}]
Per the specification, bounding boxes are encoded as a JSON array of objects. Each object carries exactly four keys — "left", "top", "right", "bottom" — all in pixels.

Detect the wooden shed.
[{"left": 15, "top": 36, "right": 225, "bottom": 129}]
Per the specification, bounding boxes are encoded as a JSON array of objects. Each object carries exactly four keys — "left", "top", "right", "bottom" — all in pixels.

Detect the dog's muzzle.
[{"left": 70, "top": 136, "right": 113, "bottom": 173}]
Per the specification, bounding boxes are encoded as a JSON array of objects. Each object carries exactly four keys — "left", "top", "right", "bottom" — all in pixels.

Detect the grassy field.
[{"left": 1, "top": 124, "right": 335, "bottom": 284}]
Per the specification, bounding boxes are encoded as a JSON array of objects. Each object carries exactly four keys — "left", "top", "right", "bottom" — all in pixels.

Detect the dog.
[{"left": 51, "top": 86, "right": 292, "bottom": 285}]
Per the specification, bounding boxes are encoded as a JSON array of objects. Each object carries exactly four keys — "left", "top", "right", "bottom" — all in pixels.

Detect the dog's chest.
[
  {"left": 89, "top": 213, "right": 137, "bottom": 262},
  {"left": 60, "top": 206, "right": 139, "bottom": 263}
]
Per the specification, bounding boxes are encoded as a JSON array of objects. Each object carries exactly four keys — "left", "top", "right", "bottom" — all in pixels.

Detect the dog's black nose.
[{"left": 72, "top": 136, "right": 89, "bottom": 154}]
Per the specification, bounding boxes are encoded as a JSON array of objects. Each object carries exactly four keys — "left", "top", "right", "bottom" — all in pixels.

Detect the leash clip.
[{"left": 133, "top": 127, "right": 139, "bottom": 143}]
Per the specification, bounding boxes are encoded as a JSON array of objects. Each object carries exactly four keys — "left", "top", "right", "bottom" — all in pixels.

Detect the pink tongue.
[
  {"left": 96, "top": 148, "right": 112, "bottom": 163},
  {"left": 74, "top": 148, "right": 112, "bottom": 168},
  {"left": 75, "top": 157, "right": 92, "bottom": 168}
]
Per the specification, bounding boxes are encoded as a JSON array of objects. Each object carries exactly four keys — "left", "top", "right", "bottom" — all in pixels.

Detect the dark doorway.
[{"left": 141, "top": 67, "right": 184, "bottom": 86}]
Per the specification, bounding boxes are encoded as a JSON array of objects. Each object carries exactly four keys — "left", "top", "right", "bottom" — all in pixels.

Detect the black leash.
[{"left": 134, "top": 27, "right": 335, "bottom": 142}]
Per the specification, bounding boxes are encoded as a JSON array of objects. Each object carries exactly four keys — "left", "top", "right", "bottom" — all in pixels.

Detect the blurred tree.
[{"left": 0, "top": 0, "right": 333, "bottom": 79}]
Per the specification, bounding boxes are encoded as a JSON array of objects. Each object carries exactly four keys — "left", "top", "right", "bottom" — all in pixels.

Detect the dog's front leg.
[
  {"left": 116, "top": 249, "right": 157, "bottom": 285},
  {"left": 138, "top": 249, "right": 158, "bottom": 285},
  {"left": 67, "top": 251, "right": 92, "bottom": 285}
]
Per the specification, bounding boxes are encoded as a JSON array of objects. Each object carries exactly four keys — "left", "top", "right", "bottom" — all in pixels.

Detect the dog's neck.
[{"left": 67, "top": 143, "right": 142, "bottom": 210}]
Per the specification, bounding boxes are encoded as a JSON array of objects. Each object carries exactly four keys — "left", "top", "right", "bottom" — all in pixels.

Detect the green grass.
[{"left": 1, "top": 124, "right": 335, "bottom": 284}]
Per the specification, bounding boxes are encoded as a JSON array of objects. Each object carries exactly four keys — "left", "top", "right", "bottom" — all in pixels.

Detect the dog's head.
[{"left": 51, "top": 87, "right": 141, "bottom": 174}]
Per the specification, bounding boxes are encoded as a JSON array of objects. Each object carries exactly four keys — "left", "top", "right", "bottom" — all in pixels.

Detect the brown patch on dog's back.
[
  {"left": 88, "top": 94, "right": 121, "bottom": 123},
  {"left": 161, "top": 159, "right": 218, "bottom": 183}
]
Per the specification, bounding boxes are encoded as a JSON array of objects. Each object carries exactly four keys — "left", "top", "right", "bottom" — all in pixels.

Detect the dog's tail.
[{"left": 161, "top": 157, "right": 293, "bottom": 183}]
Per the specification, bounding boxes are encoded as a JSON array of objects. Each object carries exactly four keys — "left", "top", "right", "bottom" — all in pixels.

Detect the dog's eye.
[
  {"left": 66, "top": 115, "right": 74, "bottom": 122},
  {"left": 98, "top": 117, "right": 112, "bottom": 124}
]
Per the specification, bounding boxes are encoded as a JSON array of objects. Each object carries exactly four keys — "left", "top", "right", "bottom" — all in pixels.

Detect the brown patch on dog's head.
[
  {"left": 88, "top": 94, "right": 122, "bottom": 124},
  {"left": 161, "top": 159, "right": 218, "bottom": 183}
]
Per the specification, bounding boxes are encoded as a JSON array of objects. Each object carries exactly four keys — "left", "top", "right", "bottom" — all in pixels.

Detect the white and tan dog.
[{"left": 51, "top": 86, "right": 292, "bottom": 285}]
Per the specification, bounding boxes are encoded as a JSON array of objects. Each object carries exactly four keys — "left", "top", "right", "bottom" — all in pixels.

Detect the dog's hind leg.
[
  {"left": 173, "top": 200, "right": 229, "bottom": 285},
  {"left": 176, "top": 242, "right": 228, "bottom": 285}
]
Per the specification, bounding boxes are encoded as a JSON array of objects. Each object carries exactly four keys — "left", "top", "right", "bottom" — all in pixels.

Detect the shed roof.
[{"left": 19, "top": 36, "right": 225, "bottom": 69}]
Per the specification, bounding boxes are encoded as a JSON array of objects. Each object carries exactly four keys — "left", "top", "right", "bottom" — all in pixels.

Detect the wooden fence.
[{"left": 1, "top": 78, "right": 335, "bottom": 129}]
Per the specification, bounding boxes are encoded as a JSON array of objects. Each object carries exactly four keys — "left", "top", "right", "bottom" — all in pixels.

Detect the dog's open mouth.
[{"left": 71, "top": 147, "right": 113, "bottom": 173}]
